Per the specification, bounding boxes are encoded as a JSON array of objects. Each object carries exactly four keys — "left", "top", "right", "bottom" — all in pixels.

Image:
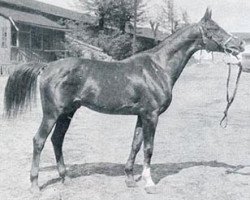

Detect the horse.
[{"left": 4, "top": 8, "right": 244, "bottom": 194}]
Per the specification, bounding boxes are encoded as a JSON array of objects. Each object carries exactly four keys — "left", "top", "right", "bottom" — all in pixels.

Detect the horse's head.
[{"left": 198, "top": 8, "right": 245, "bottom": 56}]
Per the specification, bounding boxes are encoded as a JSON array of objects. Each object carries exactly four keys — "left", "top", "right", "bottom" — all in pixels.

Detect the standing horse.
[{"left": 4, "top": 8, "right": 244, "bottom": 193}]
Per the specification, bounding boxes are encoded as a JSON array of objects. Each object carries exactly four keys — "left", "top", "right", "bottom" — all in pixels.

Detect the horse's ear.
[{"left": 201, "top": 7, "right": 212, "bottom": 22}]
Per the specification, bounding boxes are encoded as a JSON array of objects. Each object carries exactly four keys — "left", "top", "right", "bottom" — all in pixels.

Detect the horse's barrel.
[{"left": 241, "top": 53, "right": 250, "bottom": 73}]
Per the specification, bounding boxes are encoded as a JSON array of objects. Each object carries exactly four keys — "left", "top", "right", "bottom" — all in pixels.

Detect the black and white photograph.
[{"left": 1, "top": 0, "right": 250, "bottom": 199}]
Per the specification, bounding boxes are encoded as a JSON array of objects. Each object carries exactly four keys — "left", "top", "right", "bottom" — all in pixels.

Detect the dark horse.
[{"left": 4, "top": 8, "right": 244, "bottom": 193}]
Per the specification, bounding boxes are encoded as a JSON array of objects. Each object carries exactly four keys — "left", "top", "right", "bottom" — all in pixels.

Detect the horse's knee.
[
  {"left": 132, "top": 130, "right": 143, "bottom": 151},
  {"left": 51, "top": 134, "right": 61, "bottom": 147},
  {"left": 132, "top": 131, "right": 142, "bottom": 145},
  {"left": 144, "top": 146, "right": 153, "bottom": 157},
  {"left": 33, "top": 137, "right": 45, "bottom": 153}
]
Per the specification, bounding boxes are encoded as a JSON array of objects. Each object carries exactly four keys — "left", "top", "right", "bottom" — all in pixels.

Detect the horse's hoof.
[
  {"left": 145, "top": 185, "right": 158, "bottom": 194},
  {"left": 125, "top": 179, "right": 138, "bottom": 188},
  {"left": 29, "top": 185, "right": 40, "bottom": 195},
  {"left": 135, "top": 175, "right": 142, "bottom": 182},
  {"left": 62, "top": 176, "right": 72, "bottom": 186}
]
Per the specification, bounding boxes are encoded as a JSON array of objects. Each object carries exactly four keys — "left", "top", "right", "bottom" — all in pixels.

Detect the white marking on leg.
[{"left": 142, "top": 165, "right": 155, "bottom": 187}]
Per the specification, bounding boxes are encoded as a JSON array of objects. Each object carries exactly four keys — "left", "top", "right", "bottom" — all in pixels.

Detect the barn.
[{"left": 0, "top": 0, "right": 94, "bottom": 67}]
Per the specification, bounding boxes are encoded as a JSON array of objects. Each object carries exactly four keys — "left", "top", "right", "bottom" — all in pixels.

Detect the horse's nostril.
[
  {"left": 239, "top": 41, "right": 245, "bottom": 52},
  {"left": 241, "top": 40, "right": 246, "bottom": 47}
]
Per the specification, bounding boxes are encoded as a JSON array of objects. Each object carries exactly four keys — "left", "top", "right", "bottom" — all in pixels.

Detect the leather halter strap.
[
  {"left": 199, "top": 26, "right": 235, "bottom": 52},
  {"left": 220, "top": 62, "right": 242, "bottom": 128}
]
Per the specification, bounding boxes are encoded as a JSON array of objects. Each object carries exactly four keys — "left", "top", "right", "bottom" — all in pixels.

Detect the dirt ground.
[{"left": 1, "top": 62, "right": 250, "bottom": 200}]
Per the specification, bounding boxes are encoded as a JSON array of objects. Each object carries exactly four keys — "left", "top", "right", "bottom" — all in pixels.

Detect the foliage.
[
  {"left": 81, "top": 0, "right": 145, "bottom": 33},
  {"left": 111, "top": 0, "right": 145, "bottom": 33},
  {"left": 62, "top": 21, "right": 141, "bottom": 60},
  {"left": 61, "top": 0, "right": 194, "bottom": 62},
  {"left": 62, "top": 0, "right": 192, "bottom": 61},
  {"left": 82, "top": 0, "right": 114, "bottom": 30},
  {"left": 61, "top": 1, "right": 150, "bottom": 60},
  {"left": 107, "top": 33, "right": 133, "bottom": 60}
]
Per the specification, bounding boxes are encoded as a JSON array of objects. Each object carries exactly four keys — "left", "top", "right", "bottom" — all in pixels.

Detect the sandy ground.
[{"left": 1, "top": 62, "right": 250, "bottom": 200}]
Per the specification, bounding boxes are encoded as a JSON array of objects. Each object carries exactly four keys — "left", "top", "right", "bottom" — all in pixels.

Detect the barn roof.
[
  {"left": 0, "top": 7, "right": 68, "bottom": 31},
  {"left": 0, "top": 0, "right": 95, "bottom": 23}
]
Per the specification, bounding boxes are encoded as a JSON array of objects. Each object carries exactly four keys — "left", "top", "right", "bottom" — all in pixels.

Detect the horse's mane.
[
  {"left": 120, "top": 23, "right": 198, "bottom": 62},
  {"left": 143, "top": 23, "right": 197, "bottom": 54}
]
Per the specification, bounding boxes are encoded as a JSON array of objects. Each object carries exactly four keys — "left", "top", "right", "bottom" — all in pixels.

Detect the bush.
[
  {"left": 105, "top": 34, "right": 133, "bottom": 60},
  {"left": 64, "top": 23, "right": 156, "bottom": 61}
]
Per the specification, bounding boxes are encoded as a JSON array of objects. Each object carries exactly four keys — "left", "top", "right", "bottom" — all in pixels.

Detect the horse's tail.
[{"left": 4, "top": 62, "right": 47, "bottom": 117}]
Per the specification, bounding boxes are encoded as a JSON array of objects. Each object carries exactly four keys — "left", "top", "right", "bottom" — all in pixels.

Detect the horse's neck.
[{"left": 152, "top": 24, "right": 202, "bottom": 86}]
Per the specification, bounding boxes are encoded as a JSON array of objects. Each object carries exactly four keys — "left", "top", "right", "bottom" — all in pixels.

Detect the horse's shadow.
[{"left": 40, "top": 160, "right": 245, "bottom": 190}]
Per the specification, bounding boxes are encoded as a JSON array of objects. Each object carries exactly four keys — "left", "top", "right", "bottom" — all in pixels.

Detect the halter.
[{"left": 199, "top": 26, "right": 235, "bottom": 53}]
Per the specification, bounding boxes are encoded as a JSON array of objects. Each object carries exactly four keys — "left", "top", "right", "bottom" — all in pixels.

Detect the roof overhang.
[
  {"left": 0, "top": 0, "right": 94, "bottom": 22},
  {"left": 0, "top": 7, "right": 70, "bottom": 32}
]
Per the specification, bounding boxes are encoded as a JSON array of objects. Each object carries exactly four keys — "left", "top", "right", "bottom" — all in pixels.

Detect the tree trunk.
[
  {"left": 150, "top": 21, "right": 159, "bottom": 45},
  {"left": 99, "top": 13, "right": 105, "bottom": 30},
  {"left": 132, "top": 0, "right": 137, "bottom": 55},
  {"left": 120, "top": 19, "right": 126, "bottom": 34}
]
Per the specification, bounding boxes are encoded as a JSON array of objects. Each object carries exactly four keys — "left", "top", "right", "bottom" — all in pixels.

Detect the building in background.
[{"left": 0, "top": 0, "right": 94, "bottom": 68}]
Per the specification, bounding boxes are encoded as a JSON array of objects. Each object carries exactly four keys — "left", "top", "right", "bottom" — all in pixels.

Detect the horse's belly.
[
  {"left": 79, "top": 76, "right": 141, "bottom": 114},
  {"left": 82, "top": 100, "right": 140, "bottom": 115}
]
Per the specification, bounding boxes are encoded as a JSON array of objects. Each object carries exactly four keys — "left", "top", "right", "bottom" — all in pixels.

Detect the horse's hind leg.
[
  {"left": 30, "top": 114, "right": 57, "bottom": 192},
  {"left": 51, "top": 110, "right": 76, "bottom": 182},
  {"left": 125, "top": 116, "right": 143, "bottom": 187}
]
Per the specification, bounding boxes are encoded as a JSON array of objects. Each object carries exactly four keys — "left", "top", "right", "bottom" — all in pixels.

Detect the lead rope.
[{"left": 220, "top": 62, "right": 242, "bottom": 128}]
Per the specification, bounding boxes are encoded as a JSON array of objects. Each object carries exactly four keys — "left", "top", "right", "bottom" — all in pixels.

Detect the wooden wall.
[{"left": 0, "top": 16, "right": 11, "bottom": 64}]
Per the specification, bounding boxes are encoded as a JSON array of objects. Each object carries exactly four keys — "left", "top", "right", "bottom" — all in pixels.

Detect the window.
[
  {"left": 19, "top": 32, "right": 30, "bottom": 48},
  {"left": 43, "top": 30, "right": 53, "bottom": 50},
  {"left": 31, "top": 27, "right": 42, "bottom": 50},
  {"left": 1, "top": 27, "right": 7, "bottom": 48}
]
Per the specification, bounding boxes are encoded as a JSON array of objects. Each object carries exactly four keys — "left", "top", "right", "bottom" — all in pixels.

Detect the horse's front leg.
[
  {"left": 141, "top": 112, "right": 158, "bottom": 193},
  {"left": 125, "top": 116, "right": 143, "bottom": 187}
]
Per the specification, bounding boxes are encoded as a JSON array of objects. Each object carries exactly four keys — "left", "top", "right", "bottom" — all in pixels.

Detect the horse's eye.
[
  {"left": 208, "top": 27, "right": 219, "bottom": 31},
  {"left": 205, "top": 32, "right": 213, "bottom": 39},
  {"left": 207, "top": 35, "right": 213, "bottom": 39}
]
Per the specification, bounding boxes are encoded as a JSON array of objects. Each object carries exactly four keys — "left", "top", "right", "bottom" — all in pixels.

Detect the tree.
[
  {"left": 149, "top": 20, "right": 160, "bottom": 44},
  {"left": 147, "top": 0, "right": 190, "bottom": 34},
  {"left": 142, "top": 0, "right": 179, "bottom": 35},
  {"left": 132, "top": 0, "right": 138, "bottom": 54},
  {"left": 82, "top": 0, "right": 114, "bottom": 30},
  {"left": 181, "top": 10, "right": 191, "bottom": 25},
  {"left": 142, "top": 4, "right": 164, "bottom": 43},
  {"left": 112, "top": 0, "right": 133, "bottom": 33},
  {"left": 82, "top": 0, "right": 145, "bottom": 33},
  {"left": 164, "top": 0, "right": 181, "bottom": 33},
  {"left": 69, "top": 0, "right": 166, "bottom": 60}
]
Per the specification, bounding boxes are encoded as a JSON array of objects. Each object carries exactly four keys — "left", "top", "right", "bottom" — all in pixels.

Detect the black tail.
[{"left": 4, "top": 62, "right": 47, "bottom": 117}]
